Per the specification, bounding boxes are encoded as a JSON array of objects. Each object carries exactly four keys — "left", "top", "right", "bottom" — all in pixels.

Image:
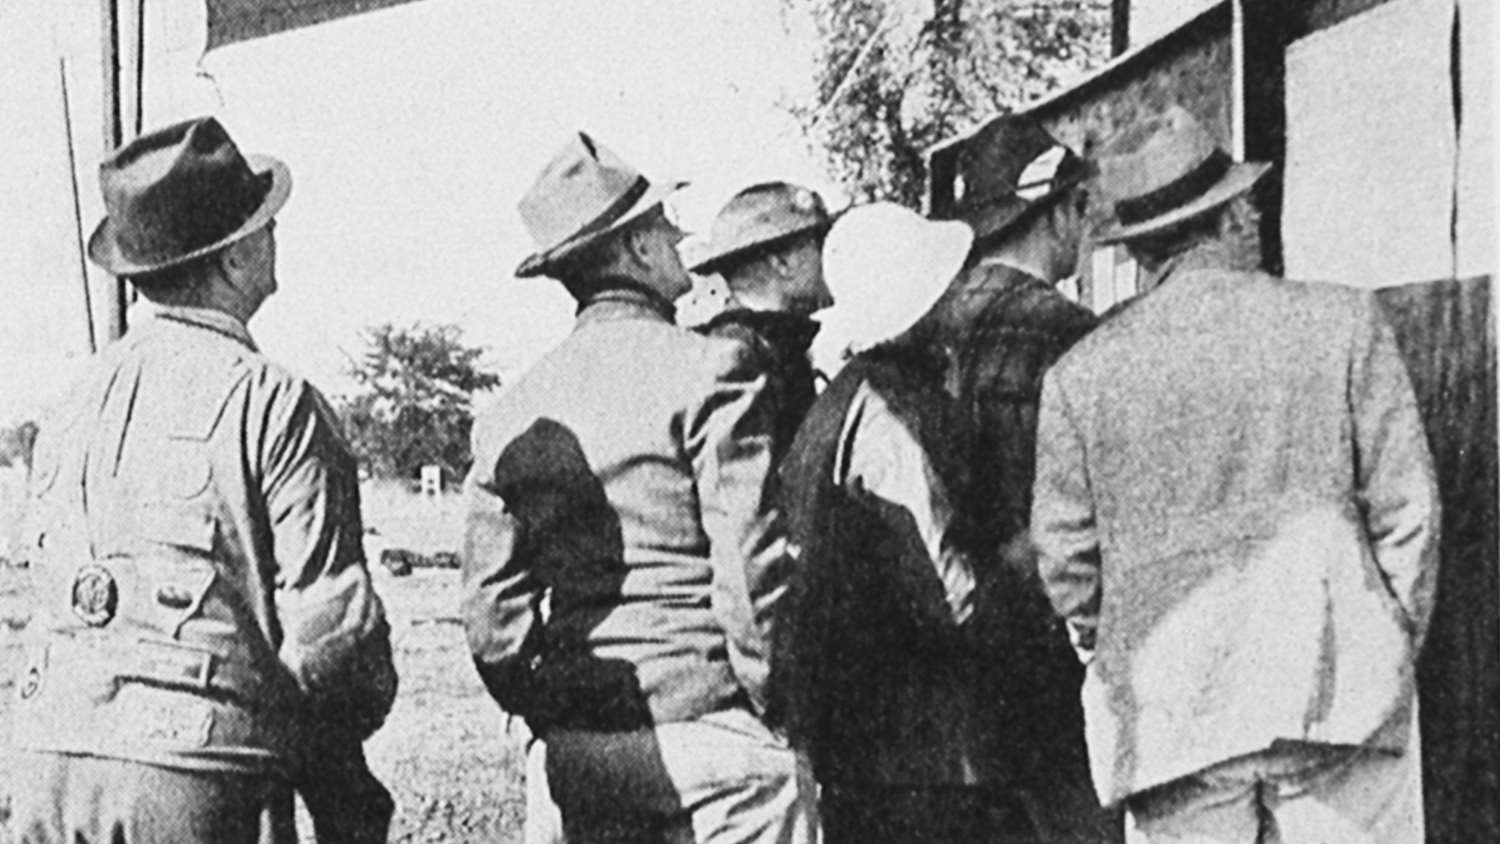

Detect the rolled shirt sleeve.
[
  {"left": 685, "top": 342, "right": 793, "bottom": 713},
  {"left": 1031, "top": 371, "right": 1102, "bottom": 661},
  {"left": 263, "top": 380, "right": 396, "bottom": 738}
]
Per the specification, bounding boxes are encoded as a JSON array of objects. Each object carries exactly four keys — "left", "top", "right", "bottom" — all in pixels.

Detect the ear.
[
  {"left": 622, "top": 225, "right": 656, "bottom": 269},
  {"left": 219, "top": 234, "right": 255, "bottom": 274},
  {"left": 766, "top": 249, "right": 796, "bottom": 278}
]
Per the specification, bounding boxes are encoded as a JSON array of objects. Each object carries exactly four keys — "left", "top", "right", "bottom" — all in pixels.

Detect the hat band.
[
  {"left": 1115, "top": 149, "right": 1231, "bottom": 226},
  {"left": 567, "top": 176, "right": 652, "bottom": 246}
]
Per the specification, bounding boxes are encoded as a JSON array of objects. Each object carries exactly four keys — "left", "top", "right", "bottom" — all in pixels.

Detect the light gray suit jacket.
[{"left": 1032, "top": 268, "right": 1439, "bottom": 806}]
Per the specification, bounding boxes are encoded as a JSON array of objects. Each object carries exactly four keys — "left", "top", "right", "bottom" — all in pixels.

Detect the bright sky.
[{"left": 1, "top": 0, "right": 841, "bottom": 424}]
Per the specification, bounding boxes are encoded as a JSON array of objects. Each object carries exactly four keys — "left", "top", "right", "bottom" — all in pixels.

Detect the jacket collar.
[
  {"left": 137, "top": 303, "right": 258, "bottom": 351},
  {"left": 575, "top": 282, "right": 677, "bottom": 326},
  {"left": 701, "top": 308, "right": 821, "bottom": 353}
]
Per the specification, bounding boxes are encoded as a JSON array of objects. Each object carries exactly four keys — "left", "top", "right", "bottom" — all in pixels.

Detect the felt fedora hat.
[
  {"left": 515, "top": 133, "right": 686, "bottom": 278},
  {"left": 820, "top": 202, "right": 973, "bottom": 352},
  {"left": 88, "top": 117, "right": 291, "bottom": 276},
  {"left": 1095, "top": 106, "right": 1271, "bottom": 244},
  {"left": 690, "top": 182, "right": 832, "bottom": 275},
  {"left": 942, "top": 115, "right": 1088, "bottom": 244}
]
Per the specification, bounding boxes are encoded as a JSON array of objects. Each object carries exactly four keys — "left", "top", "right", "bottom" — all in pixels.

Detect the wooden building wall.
[{"left": 1378, "top": 279, "right": 1499, "bottom": 842}]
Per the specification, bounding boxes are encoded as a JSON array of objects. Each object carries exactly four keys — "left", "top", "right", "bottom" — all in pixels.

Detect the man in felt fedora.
[
  {"left": 692, "top": 182, "right": 835, "bottom": 466},
  {"left": 1032, "top": 105, "right": 1439, "bottom": 842},
  {"left": 770, "top": 202, "right": 996, "bottom": 843},
  {"left": 461, "top": 133, "right": 815, "bottom": 843},
  {"left": 11, "top": 116, "right": 397, "bottom": 843},
  {"left": 927, "top": 113, "right": 1117, "bottom": 843}
]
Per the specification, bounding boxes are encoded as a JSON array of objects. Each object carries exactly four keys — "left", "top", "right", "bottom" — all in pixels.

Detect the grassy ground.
[{"left": 0, "top": 478, "right": 529, "bottom": 842}]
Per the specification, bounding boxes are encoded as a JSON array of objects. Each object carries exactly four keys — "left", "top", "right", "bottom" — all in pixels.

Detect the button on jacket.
[
  {"left": 16, "top": 306, "right": 396, "bottom": 775},
  {"left": 1032, "top": 270, "right": 1440, "bottom": 806},
  {"left": 462, "top": 288, "right": 790, "bottom": 730}
]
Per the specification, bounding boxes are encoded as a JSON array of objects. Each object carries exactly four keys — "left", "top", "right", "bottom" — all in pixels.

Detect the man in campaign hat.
[
  {"left": 692, "top": 182, "right": 834, "bottom": 464},
  {"left": 462, "top": 133, "right": 815, "bottom": 842},
  {"left": 1032, "top": 106, "right": 1438, "bottom": 842},
  {"left": 11, "top": 117, "right": 397, "bottom": 842},
  {"left": 928, "top": 114, "right": 1116, "bottom": 842}
]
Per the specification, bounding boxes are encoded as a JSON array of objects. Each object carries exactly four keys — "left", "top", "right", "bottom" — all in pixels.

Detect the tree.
[
  {"left": 783, "top": 0, "right": 1111, "bottom": 207},
  {"left": 339, "top": 323, "right": 501, "bottom": 484}
]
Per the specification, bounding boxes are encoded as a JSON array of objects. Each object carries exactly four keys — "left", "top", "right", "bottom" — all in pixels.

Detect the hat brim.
[
  {"left": 1096, "top": 162, "right": 1271, "bottom": 244},
  {"left": 959, "top": 167, "right": 1088, "bottom": 244},
  {"left": 689, "top": 219, "right": 832, "bottom": 275},
  {"left": 515, "top": 180, "right": 688, "bottom": 278},
  {"left": 822, "top": 219, "right": 974, "bottom": 352},
  {"left": 88, "top": 154, "right": 292, "bottom": 277}
]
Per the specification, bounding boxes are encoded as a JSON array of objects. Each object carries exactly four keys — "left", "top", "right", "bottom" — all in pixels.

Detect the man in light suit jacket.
[{"left": 1031, "top": 106, "right": 1440, "bottom": 843}]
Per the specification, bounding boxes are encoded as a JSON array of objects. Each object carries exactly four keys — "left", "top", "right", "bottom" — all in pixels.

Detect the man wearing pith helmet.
[
  {"left": 692, "top": 182, "right": 834, "bottom": 464},
  {"left": 926, "top": 114, "right": 1116, "bottom": 842},
  {"left": 1032, "top": 105, "right": 1439, "bottom": 842},
  {"left": 770, "top": 201, "right": 991, "bottom": 843},
  {"left": 11, "top": 117, "right": 397, "bottom": 842},
  {"left": 461, "top": 133, "right": 815, "bottom": 842}
]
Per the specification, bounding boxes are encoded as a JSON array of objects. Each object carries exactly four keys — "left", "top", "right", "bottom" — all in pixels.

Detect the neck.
[
  {"left": 1138, "top": 236, "right": 1251, "bottom": 291},
  {"left": 578, "top": 277, "right": 677, "bottom": 319},
  {"left": 978, "top": 227, "right": 1065, "bottom": 283}
]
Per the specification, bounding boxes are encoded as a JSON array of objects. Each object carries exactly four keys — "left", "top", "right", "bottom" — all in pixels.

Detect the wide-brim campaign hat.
[
  {"left": 689, "top": 182, "right": 832, "bottom": 275},
  {"left": 820, "top": 202, "right": 974, "bottom": 352},
  {"left": 516, "top": 133, "right": 686, "bottom": 278},
  {"left": 89, "top": 116, "right": 291, "bottom": 277},
  {"left": 943, "top": 115, "right": 1089, "bottom": 244},
  {"left": 1095, "top": 106, "right": 1271, "bottom": 244}
]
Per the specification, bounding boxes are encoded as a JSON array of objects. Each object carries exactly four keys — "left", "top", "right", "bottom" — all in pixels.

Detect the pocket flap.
[{"left": 135, "top": 501, "right": 216, "bottom": 553}]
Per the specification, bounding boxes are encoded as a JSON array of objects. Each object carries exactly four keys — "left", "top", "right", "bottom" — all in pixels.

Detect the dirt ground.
[{"left": 0, "top": 479, "right": 530, "bottom": 842}]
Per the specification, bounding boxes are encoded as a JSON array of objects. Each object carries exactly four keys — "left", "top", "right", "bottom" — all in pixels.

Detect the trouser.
[
  {"left": 5, "top": 751, "right": 295, "bottom": 844},
  {"left": 1123, "top": 722, "right": 1424, "bottom": 844},
  {"left": 524, "top": 707, "right": 818, "bottom": 843},
  {"left": 819, "top": 782, "right": 1019, "bottom": 844}
]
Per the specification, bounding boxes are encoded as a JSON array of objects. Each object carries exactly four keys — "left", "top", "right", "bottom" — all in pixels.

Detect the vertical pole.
[
  {"left": 60, "top": 58, "right": 98, "bottom": 355},
  {"left": 100, "top": 0, "right": 128, "bottom": 342},
  {"left": 1111, "top": 0, "right": 1131, "bottom": 55},
  {"left": 1237, "top": 0, "right": 1287, "bottom": 275}
]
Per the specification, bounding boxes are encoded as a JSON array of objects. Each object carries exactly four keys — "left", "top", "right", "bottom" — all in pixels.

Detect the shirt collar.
[
  {"left": 575, "top": 283, "right": 677, "bottom": 326},
  {"left": 139, "top": 303, "right": 258, "bottom": 351}
]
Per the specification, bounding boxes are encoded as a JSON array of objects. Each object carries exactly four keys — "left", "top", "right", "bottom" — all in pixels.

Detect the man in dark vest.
[
  {"left": 11, "top": 117, "right": 396, "bottom": 843},
  {"left": 691, "top": 182, "right": 834, "bottom": 464},
  {"left": 926, "top": 114, "right": 1117, "bottom": 841},
  {"left": 771, "top": 201, "right": 991, "bottom": 843}
]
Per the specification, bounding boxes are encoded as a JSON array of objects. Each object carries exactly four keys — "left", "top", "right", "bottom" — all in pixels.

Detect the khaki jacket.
[
  {"left": 1032, "top": 269, "right": 1440, "bottom": 806},
  {"left": 16, "top": 307, "right": 395, "bottom": 775},
  {"left": 462, "top": 289, "right": 789, "bottom": 730}
]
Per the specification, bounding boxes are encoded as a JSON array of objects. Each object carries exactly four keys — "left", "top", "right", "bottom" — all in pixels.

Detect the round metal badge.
[{"left": 70, "top": 564, "right": 119, "bottom": 627}]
